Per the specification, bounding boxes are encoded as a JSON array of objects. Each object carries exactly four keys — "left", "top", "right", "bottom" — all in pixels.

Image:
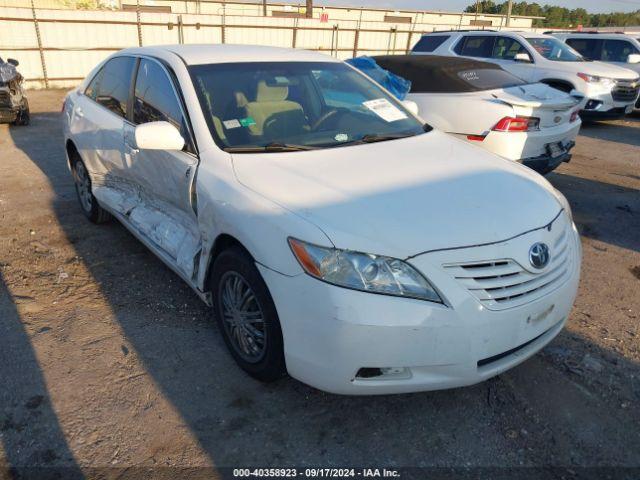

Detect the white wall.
[{"left": 0, "top": 5, "right": 538, "bottom": 89}]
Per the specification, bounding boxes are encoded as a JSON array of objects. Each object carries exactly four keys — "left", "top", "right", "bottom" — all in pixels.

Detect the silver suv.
[{"left": 552, "top": 32, "right": 640, "bottom": 108}]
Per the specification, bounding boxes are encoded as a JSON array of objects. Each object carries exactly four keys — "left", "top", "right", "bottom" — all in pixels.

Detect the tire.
[
  {"left": 210, "top": 247, "right": 286, "bottom": 382},
  {"left": 71, "top": 156, "right": 111, "bottom": 224},
  {"left": 11, "top": 98, "right": 30, "bottom": 126}
]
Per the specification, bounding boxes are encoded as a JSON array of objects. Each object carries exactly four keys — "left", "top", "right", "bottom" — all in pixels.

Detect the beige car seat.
[{"left": 238, "top": 80, "right": 307, "bottom": 140}]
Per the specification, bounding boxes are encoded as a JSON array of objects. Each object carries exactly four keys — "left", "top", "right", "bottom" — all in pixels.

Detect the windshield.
[
  {"left": 189, "top": 61, "right": 426, "bottom": 152},
  {"left": 526, "top": 38, "right": 584, "bottom": 62}
]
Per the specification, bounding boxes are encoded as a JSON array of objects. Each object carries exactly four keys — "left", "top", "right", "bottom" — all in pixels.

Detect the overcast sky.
[{"left": 316, "top": 0, "right": 640, "bottom": 13}]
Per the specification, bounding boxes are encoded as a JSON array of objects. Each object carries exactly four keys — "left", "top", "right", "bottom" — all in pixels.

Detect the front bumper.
[
  {"left": 580, "top": 106, "right": 633, "bottom": 120},
  {"left": 261, "top": 217, "right": 581, "bottom": 395},
  {"left": 0, "top": 108, "right": 17, "bottom": 122},
  {"left": 580, "top": 83, "right": 638, "bottom": 118}
]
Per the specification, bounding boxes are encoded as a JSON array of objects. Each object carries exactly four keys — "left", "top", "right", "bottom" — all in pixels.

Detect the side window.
[
  {"left": 492, "top": 37, "right": 528, "bottom": 60},
  {"left": 134, "top": 58, "right": 194, "bottom": 153},
  {"left": 412, "top": 35, "right": 450, "bottom": 53},
  {"left": 94, "top": 56, "right": 136, "bottom": 118},
  {"left": 602, "top": 39, "right": 639, "bottom": 62},
  {"left": 566, "top": 38, "right": 602, "bottom": 60},
  {"left": 84, "top": 70, "right": 102, "bottom": 100},
  {"left": 455, "top": 36, "right": 495, "bottom": 58}
]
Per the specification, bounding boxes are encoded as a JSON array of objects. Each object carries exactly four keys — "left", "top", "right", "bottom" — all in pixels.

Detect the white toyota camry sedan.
[{"left": 62, "top": 45, "right": 581, "bottom": 395}]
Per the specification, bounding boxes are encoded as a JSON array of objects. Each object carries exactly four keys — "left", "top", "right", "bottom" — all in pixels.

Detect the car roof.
[
  {"left": 423, "top": 30, "right": 545, "bottom": 39},
  {"left": 118, "top": 44, "right": 341, "bottom": 65},
  {"left": 372, "top": 55, "right": 511, "bottom": 93},
  {"left": 374, "top": 54, "right": 503, "bottom": 71}
]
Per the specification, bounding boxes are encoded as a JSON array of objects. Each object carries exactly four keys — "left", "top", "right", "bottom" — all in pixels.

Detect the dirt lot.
[{"left": 1, "top": 90, "right": 639, "bottom": 478}]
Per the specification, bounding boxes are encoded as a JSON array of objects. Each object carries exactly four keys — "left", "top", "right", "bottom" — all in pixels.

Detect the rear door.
[
  {"left": 122, "top": 56, "right": 201, "bottom": 280},
  {"left": 70, "top": 56, "right": 136, "bottom": 182},
  {"left": 454, "top": 35, "right": 531, "bottom": 80}
]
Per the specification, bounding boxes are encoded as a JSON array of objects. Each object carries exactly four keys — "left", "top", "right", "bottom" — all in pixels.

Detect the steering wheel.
[{"left": 311, "top": 108, "right": 347, "bottom": 131}]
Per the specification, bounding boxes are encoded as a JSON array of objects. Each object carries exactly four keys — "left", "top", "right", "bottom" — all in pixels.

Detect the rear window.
[
  {"left": 454, "top": 68, "right": 525, "bottom": 91},
  {"left": 454, "top": 36, "right": 495, "bottom": 58},
  {"left": 412, "top": 35, "right": 450, "bottom": 53},
  {"left": 373, "top": 56, "right": 526, "bottom": 94}
]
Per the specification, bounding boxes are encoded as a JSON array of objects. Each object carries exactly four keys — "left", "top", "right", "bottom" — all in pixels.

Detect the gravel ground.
[{"left": 0, "top": 90, "right": 639, "bottom": 478}]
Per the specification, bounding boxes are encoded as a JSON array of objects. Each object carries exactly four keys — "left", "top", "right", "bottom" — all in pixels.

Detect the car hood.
[
  {"left": 231, "top": 130, "right": 562, "bottom": 259},
  {"left": 554, "top": 60, "right": 639, "bottom": 80}
]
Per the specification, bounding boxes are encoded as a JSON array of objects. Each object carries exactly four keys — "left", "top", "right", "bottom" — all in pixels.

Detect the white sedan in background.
[
  {"left": 63, "top": 45, "right": 581, "bottom": 395},
  {"left": 371, "top": 55, "right": 584, "bottom": 174}
]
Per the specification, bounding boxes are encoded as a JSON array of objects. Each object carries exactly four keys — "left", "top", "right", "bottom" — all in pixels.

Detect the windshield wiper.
[
  {"left": 223, "top": 142, "right": 316, "bottom": 153},
  {"left": 358, "top": 133, "right": 414, "bottom": 143},
  {"left": 347, "top": 125, "right": 433, "bottom": 146}
]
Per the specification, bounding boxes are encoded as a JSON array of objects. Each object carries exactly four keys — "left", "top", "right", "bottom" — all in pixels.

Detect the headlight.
[
  {"left": 288, "top": 238, "right": 443, "bottom": 303},
  {"left": 577, "top": 73, "right": 616, "bottom": 87}
]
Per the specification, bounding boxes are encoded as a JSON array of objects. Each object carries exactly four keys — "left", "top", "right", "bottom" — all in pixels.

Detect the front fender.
[{"left": 194, "top": 149, "right": 333, "bottom": 290}]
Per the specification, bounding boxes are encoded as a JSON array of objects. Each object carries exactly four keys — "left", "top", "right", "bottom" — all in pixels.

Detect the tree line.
[{"left": 465, "top": 1, "right": 640, "bottom": 27}]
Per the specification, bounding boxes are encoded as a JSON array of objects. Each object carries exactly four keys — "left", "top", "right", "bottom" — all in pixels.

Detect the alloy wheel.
[
  {"left": 74, "top": 162, "right": 93, "bottom": 213},
  {"left": 219, "top": 271, "right": 267, "bottom": 363}
]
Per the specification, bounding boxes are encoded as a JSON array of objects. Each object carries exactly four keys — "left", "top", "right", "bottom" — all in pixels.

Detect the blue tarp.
[{"left": 346, "top": 56, "right": 411, "bottom": 100}]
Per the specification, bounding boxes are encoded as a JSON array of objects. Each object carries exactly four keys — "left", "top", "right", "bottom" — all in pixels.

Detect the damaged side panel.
[{"left": 93, "top": 179, "right": 202, "bottom": 285}]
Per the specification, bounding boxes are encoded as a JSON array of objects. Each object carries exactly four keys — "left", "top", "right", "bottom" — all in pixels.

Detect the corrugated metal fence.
[{"left": 0, "top": 6, "right": 532, "bottom": 89}]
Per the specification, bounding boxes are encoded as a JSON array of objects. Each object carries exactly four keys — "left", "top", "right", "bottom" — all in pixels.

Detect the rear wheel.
[
  {"left": 72, "top": 157, "right": 111, "bottom": 224},
  {"left": 210, "top": 247, "right": 286, "bottom": 382}
]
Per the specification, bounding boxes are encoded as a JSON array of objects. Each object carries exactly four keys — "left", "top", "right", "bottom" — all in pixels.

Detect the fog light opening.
[
  {"left": 584, "top": 100, "right": 603, "bottom": 111},
  {"left": 356, "top": 367, "right": 411, "bottom": 380}
]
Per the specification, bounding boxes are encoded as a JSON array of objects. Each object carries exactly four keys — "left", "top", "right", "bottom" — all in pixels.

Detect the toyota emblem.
[{"left": 529, "top": 243, "right": 550, "bottom": 269}]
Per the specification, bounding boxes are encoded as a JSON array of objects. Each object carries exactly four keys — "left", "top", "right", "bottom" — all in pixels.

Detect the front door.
[{"left": 122, "top": 57, "right": 201, "bottom": 280}]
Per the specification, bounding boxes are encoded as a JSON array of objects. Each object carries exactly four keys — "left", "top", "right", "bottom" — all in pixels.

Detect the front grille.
[
  {"left": 612, "top": 81, "right": 640, "bottom": 103},
  {"left": 0, "top": 91, "right": 10, "bottom": 108},
  {"left": 443, "top": 225, "right": 573, "bottom": 310}
]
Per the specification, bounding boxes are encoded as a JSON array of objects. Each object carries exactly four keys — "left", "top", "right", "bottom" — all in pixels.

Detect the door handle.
[{"left": 74, "top": 107, "right": 84, "bottom": 118}]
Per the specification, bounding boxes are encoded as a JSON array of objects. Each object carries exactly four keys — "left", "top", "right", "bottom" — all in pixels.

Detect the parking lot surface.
[{"left": 1, "top": 90, "right": 639, "bottom": 475}]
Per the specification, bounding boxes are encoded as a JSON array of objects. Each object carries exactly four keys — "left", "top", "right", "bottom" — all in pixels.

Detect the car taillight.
[
  {"left": 61, "top": 98, "right": 67, "bottom": 113},
  {"left": 492, "top": 116, "right": 540, "bottom": 132},
  {"left": 570, "top": 109, "right": 580, "bottom": 122},
  {"left": 466, "top": 134, "right": 486, "bottom": 142}
]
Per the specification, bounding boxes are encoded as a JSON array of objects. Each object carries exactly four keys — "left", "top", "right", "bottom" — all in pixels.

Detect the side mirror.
[
  {"left": 134, "top": 121, "right": 185, "bottom": 151},
  {"left": 7, "top": 58, "right": 19, "bottom": 66},
  {"left": 514, "top": 53, "right": 532, "bottom": 63},
  {"left": 402, "top": 99, "right": 419, "bottom": 116},
  {"left": 627, "top": 54, "right": 640, "bottom": 64}
]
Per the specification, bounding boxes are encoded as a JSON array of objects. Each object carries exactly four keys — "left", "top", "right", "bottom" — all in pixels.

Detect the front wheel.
[
  {"left": 210, "top": 247, "right": 286, "bottom": 382},
  {"left": 12, "top": 98, "right": 30, "bottom": 126}
]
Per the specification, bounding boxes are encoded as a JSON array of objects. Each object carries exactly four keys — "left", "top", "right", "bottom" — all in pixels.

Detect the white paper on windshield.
[
  {"left": 223, "top": 119, "right": 241, "bottom": 129},
  {"left": 362, "top": 98, "right": 407, "bottom": 122}
]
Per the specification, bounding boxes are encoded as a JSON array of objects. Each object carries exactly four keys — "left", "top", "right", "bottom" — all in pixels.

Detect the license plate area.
[{"left": 546, "top": 142, "right": 565, "bottom": 158}]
